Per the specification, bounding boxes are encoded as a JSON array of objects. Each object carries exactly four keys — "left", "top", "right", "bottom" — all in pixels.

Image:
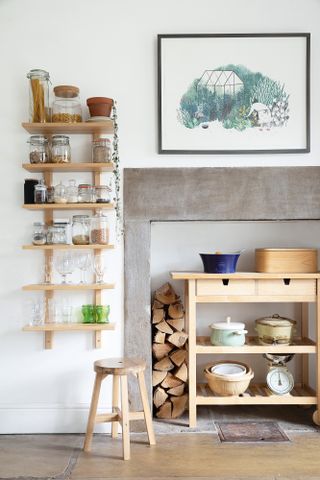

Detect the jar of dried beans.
[
  {"left": 90, "top": 210, "right": 110, "bottom": 245},
  {"left": 28, "top": 135, "right": 49, "bottom": 164},
  {"left": 52, "top": 85, "right": 82, "bottom": 123}
]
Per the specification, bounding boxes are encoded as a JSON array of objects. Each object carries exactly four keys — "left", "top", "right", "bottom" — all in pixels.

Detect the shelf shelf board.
[
  {"left": 22, "top": 121, "right": 114, "bottom": 135},
  {"left": 196, "top": 336, "right": 316, "bottom": 354},
  {"left": 22, "top": 163, "right": 114, "bottom": 173},
  {"left": 23, "top": 244, "right": 114, "bottom": 250},
  {"left": 22, "top": 283, "right": 115, "bottom": 291},
  {"left": 23, "top": 323, "right": 115, "bottom": 332},
  {"left": 171, "top": 271, "right": 320, "bottom": 279},
  {"left": 196, "top": 383, "right": 317, "bottom": 406},
  {"left": 23, "top": 203, "right": 114, "bottom": 210},
  {"left": 195, "top": 295, "right": 316, "bottom": 303}
]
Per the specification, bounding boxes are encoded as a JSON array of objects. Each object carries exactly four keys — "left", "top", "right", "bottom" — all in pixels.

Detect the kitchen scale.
[{"left": 263, "top": 353, "right": 295, "bottom": 395}]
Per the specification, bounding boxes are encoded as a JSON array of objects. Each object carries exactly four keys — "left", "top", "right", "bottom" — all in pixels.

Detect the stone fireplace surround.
[{"left": 124, "top": 167, "right": 320, "bottom": 410}]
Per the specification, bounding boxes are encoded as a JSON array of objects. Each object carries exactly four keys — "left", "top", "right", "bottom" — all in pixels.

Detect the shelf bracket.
[
  {"left": 94, "top": 331, "right": 102, "bottom": 349},
  {"left": 45, "top": 331, "right": 53, "bottom": 349}
]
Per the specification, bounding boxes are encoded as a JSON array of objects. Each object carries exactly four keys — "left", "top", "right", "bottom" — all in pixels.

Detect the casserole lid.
[
  {"left": 255, "top": 313, "right": 296, "bottom": 327},
  {"left": 210, "top": 316, "right": 246, "bottom": 330}
]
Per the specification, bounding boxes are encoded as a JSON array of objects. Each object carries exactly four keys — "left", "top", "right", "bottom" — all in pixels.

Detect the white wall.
[{"left": 0, "top": 0, "right": 319, "bottom": 433}]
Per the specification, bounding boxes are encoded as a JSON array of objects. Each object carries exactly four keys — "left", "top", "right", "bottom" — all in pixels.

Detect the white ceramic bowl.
[{"left": 210, "top": 363, "right": 247, "bottom": 377}]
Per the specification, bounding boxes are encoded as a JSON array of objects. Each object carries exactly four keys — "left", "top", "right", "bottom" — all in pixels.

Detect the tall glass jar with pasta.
[{"left": 27, "top": 69, "right": 51, "bottom": 123}]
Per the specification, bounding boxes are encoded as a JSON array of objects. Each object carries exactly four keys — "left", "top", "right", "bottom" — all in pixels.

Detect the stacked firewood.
[{"left": 152, "top": 282, "right": 188, "bottom": 419}]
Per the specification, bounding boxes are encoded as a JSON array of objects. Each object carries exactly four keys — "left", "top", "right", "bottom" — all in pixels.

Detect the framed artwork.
[{"left": 158, "top": 33, "right": 310, "bottom": 154}]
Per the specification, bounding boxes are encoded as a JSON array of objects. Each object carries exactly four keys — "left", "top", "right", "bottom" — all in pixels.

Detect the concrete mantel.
[{"left": 123, "top": 167, "right": 320, "bottom": 412}]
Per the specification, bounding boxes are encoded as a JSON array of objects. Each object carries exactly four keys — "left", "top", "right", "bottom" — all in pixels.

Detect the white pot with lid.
[
  {"left": 210, "top": 316, "right": 248, "bottom": 346},
  {"left": 255, "top": 313, "right": 296, "bottom": 345}
]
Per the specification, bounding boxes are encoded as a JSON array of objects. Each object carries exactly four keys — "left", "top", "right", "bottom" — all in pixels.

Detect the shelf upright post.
[
  {"left": 186, "top": 279, "right": 197, "bottom": 427},
  {"left": 43, "top": 169, "right": 54, "bottom": 349},
  {"left": 301, "top": 303, "right": 309, "bottom": 387},
  {"left": 316, "top": 279, "right": 320, "bottom": 424},
  {"left": 93, "top": 133, "right": 102, "bottom": 349}
]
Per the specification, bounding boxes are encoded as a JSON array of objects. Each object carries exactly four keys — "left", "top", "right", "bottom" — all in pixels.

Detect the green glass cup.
[
  {"left": 94, "top": 305, "right": 110, "bottom": 324},
  {"left": 81, "top": 304, "right": 95, "bottom": 324}
]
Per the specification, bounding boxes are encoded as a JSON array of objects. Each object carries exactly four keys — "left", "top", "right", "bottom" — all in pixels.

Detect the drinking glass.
[
  {"left": 54, "top": 252, "right": 75, "bottom": 284},
  {"left": 82, "top": 305, "right": 95, "bottom": 324},
  {"left": 28, "top": 300, "right": 45, "bottom": 326},
  {"left": 93, "top": 255, "right": 106, "bottom": 284},
  {"left": 62, "top": 305, "right": 73, "bottom": 324},
  {"left": 95, "top": 305, "right": 110, "bottom": 324},
  {"left": 76, "top": 253, "right": 92, "bottom": 284}
]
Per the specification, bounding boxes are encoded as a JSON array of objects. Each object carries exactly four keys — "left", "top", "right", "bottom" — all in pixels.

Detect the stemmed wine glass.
[
  {"left": 54, "top": 252, "right": 75, "bottom": 284},
  {"left": 93, "top": 254, "right": 106, "bottom": 284},
  {"left": 76, "top": 253, "right": 92, "bottom": 284}
]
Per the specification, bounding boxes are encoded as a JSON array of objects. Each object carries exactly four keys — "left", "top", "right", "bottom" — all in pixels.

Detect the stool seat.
[{"left": 94, "top": 357, "right": 146, "bottom": 375}]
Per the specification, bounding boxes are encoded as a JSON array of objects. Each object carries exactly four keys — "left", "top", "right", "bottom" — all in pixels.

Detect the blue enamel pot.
[{"left": 200, "top": 252, "right": 242, "bottom": 274}]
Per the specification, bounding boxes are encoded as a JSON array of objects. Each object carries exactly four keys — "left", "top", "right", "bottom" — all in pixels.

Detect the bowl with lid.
[
  {"left": 210, "top": 316, "right": 248, "bottom": 346},
  {"left": 255, "top": 313, "right": 296, "bottom": 345}
]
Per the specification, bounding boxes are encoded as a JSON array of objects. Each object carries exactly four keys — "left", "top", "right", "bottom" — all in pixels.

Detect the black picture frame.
[{"left": 158, "top": 33, "right": 310, "bottom": 155}]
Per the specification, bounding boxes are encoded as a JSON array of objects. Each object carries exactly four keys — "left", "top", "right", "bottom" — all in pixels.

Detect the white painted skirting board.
[{"left": 0, "top": 404, "right": 112, "bottom": 434}]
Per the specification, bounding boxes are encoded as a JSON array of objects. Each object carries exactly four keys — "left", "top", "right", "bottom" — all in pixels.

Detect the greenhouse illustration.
[{"left": 197, "top": 70, "right": 244, "bottom": 96}]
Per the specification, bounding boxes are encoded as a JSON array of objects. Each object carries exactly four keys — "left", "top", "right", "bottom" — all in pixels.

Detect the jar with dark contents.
[
  {"left": 32, "top": 222, "right": 47, "bottom": 245},
  {"left": 46, "top": 186, "right": 55, "bottom": 203},
  {"left": 28, "top": 135, "right": 49, "bottom": 164},
  {"left": 95, "top": 185, "right": 111, "bottom": 203}
]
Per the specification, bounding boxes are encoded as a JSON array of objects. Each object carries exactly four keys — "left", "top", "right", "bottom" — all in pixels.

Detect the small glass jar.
[
  {"left": 72, "top": 215, "right": 90, "bottom": 245},
  {"left": 46, "top": 186, "right": 55, "bottom": 203},
  {"left": 54, "top": 181, "right": 67, "bottom": 204},
  {"left": 78, "top": 184, "right": 95, "bottom": 203},
  {"left": 90, "top": 210, "right": 110, "bottom": 245},
  {"left": 27, "top": 69, "right": 50, "bottom": 123},
  {"left": 47, "top": 225, "right": 68, "bottom": 244},
  {"left": 52, "top": 85, "right": 82, "bottom": 123},
  {"left": 51, "top": 135, "right": 71, "bottom": 163},
  {"left": 28, "top": 135, "right": 49, "bottom": 164},
  {"left": 34, "top": 180, "right": 47, "bottom": 204},
  {"left": 92, "top": 138, "right": 111, "bottom": 163},
  {"left": 32, "top": 222, "right": 47, "bottom": 245},
  {"left": 95, "top": 185, "right": 112, "bottom": 203},
  {"left": 66, "top": 179, "right": 78, "bottom": 203}
]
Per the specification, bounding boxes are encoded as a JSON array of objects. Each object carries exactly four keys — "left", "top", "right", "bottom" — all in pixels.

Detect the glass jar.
[
  {"left": 32, "top": 222, "right": 47, "bottom": 245},
  {"left": 66, "top": 179, "right": 78, "bottom": 203},
  {"left": 46, "top": 186, "right": 55, "bottom": 203},
  {"left": 27, "top": 69, "right": 50, "bottom": 123},
  {"left": 92, "top": 138, "right": 111, "bottom": 163},
  {"left": 72, "top": 215, "right": 90, "bottom": 245},
  {"left": 47, "top": 225, "right": 68, "bottom": 244},
  {"left": 28, "top": 135, "right": 49, "bottom": 164},
  {"left": 90, "top": 210, "right": 110, "bottom": 245},
  {"left": 78, "top": 184, "right": 94, "bottom": 203},
  {"left": 52, "top": 85, "right": 82, "bottom": 123},
  {"left": 54, "top": 181, "right": 67, "bottom": 204},
  {"left": 95, "top": 185, "right": 112, "bottom": 203},
  {"left": 34, "top": 180, "right": 47, "bottom": 203},
  {"left": 51, "top": 135, "right": 71, "bottom": 163}
]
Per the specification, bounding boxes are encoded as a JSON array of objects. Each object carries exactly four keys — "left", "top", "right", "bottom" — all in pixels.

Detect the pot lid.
[
  {"left": 54, "top": 85, "right": 79, "bottom": 98},
  {"left": 210, "top": 316, "right": 246, "bottom": 330},
  {"left": 255, "top": 313, "right": 296, "bottom": 327}
]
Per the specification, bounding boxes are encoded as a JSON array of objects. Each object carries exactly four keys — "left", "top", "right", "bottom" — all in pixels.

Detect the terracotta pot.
[{"left": 86, "top": 97, "right": 113, "bottom": 117}]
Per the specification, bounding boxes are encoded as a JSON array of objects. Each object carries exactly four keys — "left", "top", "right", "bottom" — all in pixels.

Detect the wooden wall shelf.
[
  {"left": 23, "top": 244, "right": 114, "bottom": 250},
  {"left": 22, "top": 163, "right": 114, "bottom": 173},
  {"left": 23, "top": 283, "right": 115, "bottom": 291},
  {"left": 22, "top": 121, "right": 114, "bottom": 135},
  {"left": 23, "top": 203, "right": 114, "bottom": 210}
]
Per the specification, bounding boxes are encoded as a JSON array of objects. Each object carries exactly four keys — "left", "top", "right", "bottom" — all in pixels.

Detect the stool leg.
[
  {"left": 137, "top": 371, "right": 156, "bottom": 445},
  {"left": 83, "top": 372, "right": 105, "bottom": 452},
  {"left": 120, "top": 375, "right": 130, "bottom": 460},
  {"left": 111, "top": 374, "right": 120, "bottom": 438}
]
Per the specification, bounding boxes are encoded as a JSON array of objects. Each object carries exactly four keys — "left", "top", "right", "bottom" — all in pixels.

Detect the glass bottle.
[
  {"left": 46, "top": 186, "right": 55, "bottom": 203},
  {"left": 92, "top": 138, "right": 111, "bottom": 163},
  {"left": 51, "top": 135, "right": 71, "bottom": 163},
  {"left": 52, "top": 85, "right": 82, "bottom": 123},
  {"left": 32, "top": 222, "right": 47, "bottom": 245},
  {"left": 72, "top": 215, "right": 90, "bottom": 245},
  {"left": 34, "top": 180, "right": 47, "bottom": 204},
  {"left": 66, "top": 179, "right": 78, "bottom": 203},
  {"left": 28, "top": 135, "right": 49, "bottom": 164},
  {"left": 53, "top": 181, "right": 67, "bottom": 204},
  {"left": 27, "top": 69, "right": 50, "bottom": 123},
  {"left": 90, "top": 210, "right": 110, "bottom": 245}
]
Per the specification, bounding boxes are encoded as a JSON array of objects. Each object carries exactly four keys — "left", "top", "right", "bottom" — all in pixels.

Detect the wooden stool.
[{"left": 83, "top": 357, "right": 156, "bottom": 460}]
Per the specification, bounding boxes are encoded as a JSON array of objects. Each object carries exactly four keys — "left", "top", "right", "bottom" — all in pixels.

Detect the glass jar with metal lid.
[
  {"left": 51, "top": 135, "right": 71, "bottom": 163},
  {"left": 90, "top": 210, "right": 110, "bottom": 245},
  {"left": 34, "top": 180, "right": 47, "bottom": 204},
  {"left": 78, "top": 184, "right": 95, "bottom": 203},
  {"left": 52, "top": 85, "right": 82, "bottom": 123},
  {"left": 72, "top": 215, "right": 90, "bottom": 245},
  {"left": 47, "top": 225, "right": 68, "bottom": 244},
  {"left": 92, "top": 138, "right": 111, "bottom": 163},
  {"left": 28, "top": 135, "right": 50, "bottom": 164},
  {"left": 27, "top": 69, "right": 51, "bottom": 123},
  {"left": 32, "top": 222, "right": 47, "bottom": 245},
  {"left": 95, "top": 185, "right": 112, "bottom": 203}
]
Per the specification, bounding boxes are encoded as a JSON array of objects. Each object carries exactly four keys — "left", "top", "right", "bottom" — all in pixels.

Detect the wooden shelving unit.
[
  {"left": 171, "top": 271, "right": 320, "bottom": 427},
  {"left": 22, "top": 121, "right": 116, "bottom": 349}
]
